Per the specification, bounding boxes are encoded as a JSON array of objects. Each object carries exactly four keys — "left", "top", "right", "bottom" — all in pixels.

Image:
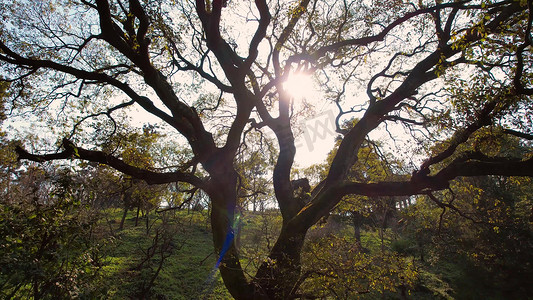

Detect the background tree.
[
  {"left": 398, "top": 130, "right": 533, "bottom": 298},
  {"left": 0, "top": 164, "right": 110, "bottom": 299},
  {"left": 1, "top": 0, "right": 532, "bottom": 298}
]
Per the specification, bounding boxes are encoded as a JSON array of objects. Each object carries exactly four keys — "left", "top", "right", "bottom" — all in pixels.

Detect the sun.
[{"left": 282, "top": 72, "right": 316, "bottom": 100}]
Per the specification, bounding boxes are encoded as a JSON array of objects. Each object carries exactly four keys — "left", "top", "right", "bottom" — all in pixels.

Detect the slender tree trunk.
[
  {"left": 418, "top": 240, "right": 425, "bottom": 262},
  {"left": 135, "top": 205, "right": 140, "bottom": 227},
  {"left": 378, "top": 210, "right": 387, "bottom": 253},
  {"left": 119, "top": 207, "right": 128, "bottom": 230},
  {"left": 351, "top": 211, "right": 363, "bottom": 247},
  {"left": 145, "top": 210, "right": 150, "bottom": 235},
  {"left": 253, "top": 197, "right": 257, "bottom": 212},
  {"left": 33, "top": 279, "right": 39, "bottom": 300}
]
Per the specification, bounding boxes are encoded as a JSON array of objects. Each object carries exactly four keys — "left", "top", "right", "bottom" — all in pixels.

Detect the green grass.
[
  {"left": 96, "top": 209, "right": 286, "bottom": 299},
  {"left": 90, "top": 209, "right": 522, "bottom": 300},
  {"left": 97, "top": 209, "right": 232, "bottom": 299}
]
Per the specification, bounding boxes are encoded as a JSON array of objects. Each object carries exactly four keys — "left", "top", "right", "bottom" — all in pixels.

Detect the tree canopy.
[{"left": 1, "top": 0, "right": 532, "bottom": 298}]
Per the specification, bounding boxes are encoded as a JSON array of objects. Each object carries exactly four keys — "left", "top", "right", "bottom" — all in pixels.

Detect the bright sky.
[
  {"left": 283, "top": 72, "right": 338, "bottom": 167},
  {"left": 1, "top": 0, "right": 420, "bottom": 172},
  {"left": 282, "top": 70, "right": 422, "bottom": 169}
]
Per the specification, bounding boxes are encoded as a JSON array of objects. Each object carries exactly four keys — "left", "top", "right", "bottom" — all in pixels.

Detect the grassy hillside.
[
  {"left": 97, "top": 209, "right": 232, "bottom": 299},
  {"left": 99, "top": 210, "right": 437, "bottom": 299},
  {"left": 4, "top": 205, "right": 529, "bottom": 299}
]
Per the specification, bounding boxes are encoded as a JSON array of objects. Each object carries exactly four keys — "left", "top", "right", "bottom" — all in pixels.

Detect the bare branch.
[
  {"left": 503, "top": 129, "right": 533, "bottom": 140},
  {"left": 15, "top": 139, "right": 205, "bottom": 187}
]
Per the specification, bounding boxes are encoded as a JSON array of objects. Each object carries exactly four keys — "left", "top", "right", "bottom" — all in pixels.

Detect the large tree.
[{"left": 1, "top": 0, "right": 532, "bottom": 298}]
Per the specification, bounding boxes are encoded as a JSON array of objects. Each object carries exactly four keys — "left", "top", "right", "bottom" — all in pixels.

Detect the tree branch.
[
  {"left": 503, "top": 128, "right": 533, "bottom": 140},
  {"left": 335, "top": 155, "right": 533, "bottom": 199},
  {"left": 242, "top": 0, "right": 271, "bottom": 76},
  {"left": 416, "top": 101, "right": 496, "bottom": 175},
  {"left": 15, "top": 139, "right": 205, "bottom": 187},
  {"left": 323, "top": 1, "right": 522, "bottom": 190},
  {"left": 311, "top": 1, "right": 470, "bottom": 59}
]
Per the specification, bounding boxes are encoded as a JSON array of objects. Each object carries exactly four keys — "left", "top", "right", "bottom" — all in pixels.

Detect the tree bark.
[
  {"left": 203, "top": 152, "right": 256, "bottom": 299},
  {"left": 254, "top": 223, "right": 308, "bottom": 299}
]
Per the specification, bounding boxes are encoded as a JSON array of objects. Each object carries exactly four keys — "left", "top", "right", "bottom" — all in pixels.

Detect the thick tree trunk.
[
  {"left": 210, "top": 202, "right": 253, "bottom": 299},
  {"left": 254, "top": 224, "right": 307, "bottom": 299},
  {"left": 203, "top": 156, "right": 309, "bottom": 299},
  {"left": 204, "top": 162, "right": 256, "bottom": 299}
]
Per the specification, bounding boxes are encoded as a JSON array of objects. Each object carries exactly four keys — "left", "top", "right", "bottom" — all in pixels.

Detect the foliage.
[
  {"left": 301, "top": 232, "right": 417, "bottom": 299},
  {"left": 238, "top": 210, "right": 283, "bottom": 276},
  {"left": 0, "top": 166, "right": 109, "bottom": 299},
  {"left": 398, "top": 175, "right": 533, "bottom": 298}
]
